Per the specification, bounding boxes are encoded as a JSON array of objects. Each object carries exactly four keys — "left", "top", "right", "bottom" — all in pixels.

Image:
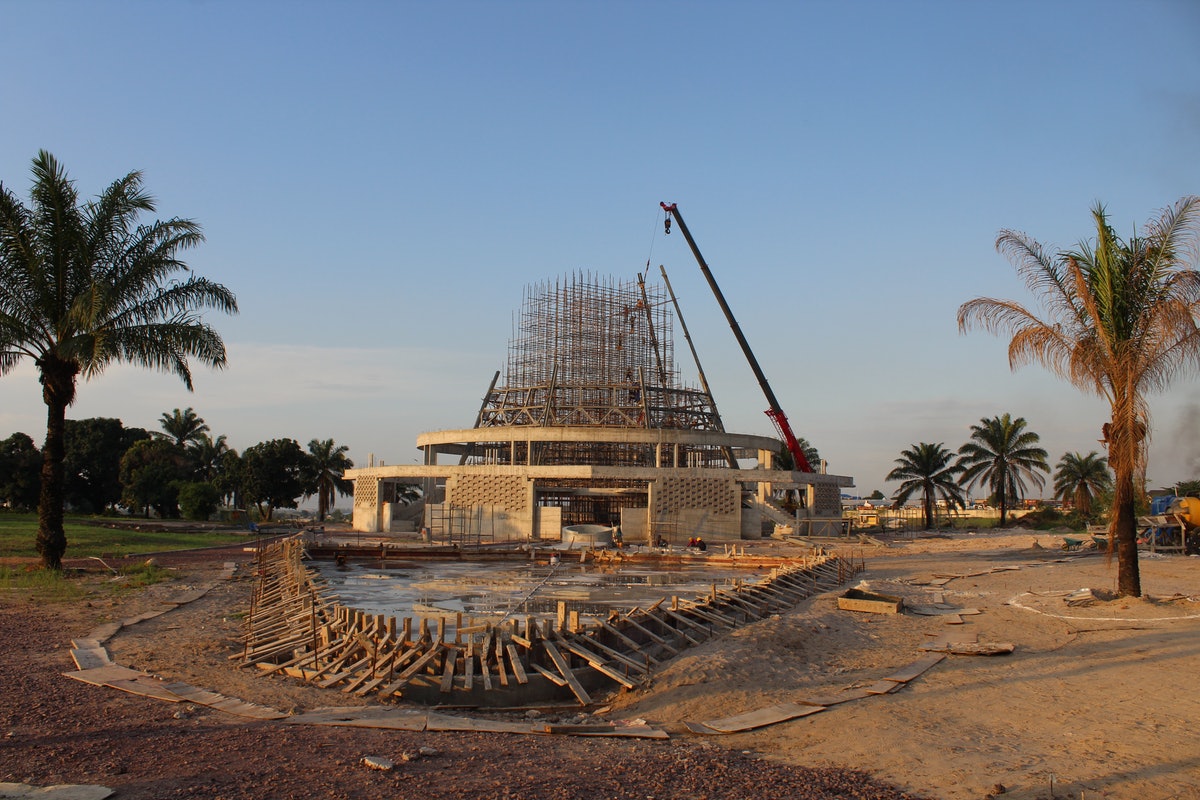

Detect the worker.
[{"left": 695, "top": 537, "right": 707, "bottom": 552}]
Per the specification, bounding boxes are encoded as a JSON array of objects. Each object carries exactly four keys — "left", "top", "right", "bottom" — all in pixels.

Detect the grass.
[{"left": 0, "top": 511, "right": 250, "bottom": 561}]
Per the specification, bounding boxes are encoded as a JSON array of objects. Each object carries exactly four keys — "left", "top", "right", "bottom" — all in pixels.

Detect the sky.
[{"left": 2, "top": 0, "right": 1199, "bottom": 499}]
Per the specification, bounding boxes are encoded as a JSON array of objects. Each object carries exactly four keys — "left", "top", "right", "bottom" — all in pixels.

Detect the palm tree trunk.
[
  {"left": 923, "top": 489, "right": 934, "bottom": 530},
  {"left": 36, "top": 361, "right": 77, "bottom": 570},
  {"left": 1111, "top": 467, "right": 1142, "bottom": 597}
]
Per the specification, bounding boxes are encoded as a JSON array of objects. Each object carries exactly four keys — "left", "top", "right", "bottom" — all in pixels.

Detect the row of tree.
[
  {"left": 886, "top": 412, "right": 1115, "bottom": 529},
  {"left": 0, "top": 407, "right": 355, "bottom": 525}
]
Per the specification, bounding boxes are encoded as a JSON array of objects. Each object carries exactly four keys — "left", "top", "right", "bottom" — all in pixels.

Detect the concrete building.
[{"left": 346, "top": 273, "right": 852, "bottom": 543}]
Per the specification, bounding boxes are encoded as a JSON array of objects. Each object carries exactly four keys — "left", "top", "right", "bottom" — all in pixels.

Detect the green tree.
[
  {"left": 955, "top": 414, "right": 1049, "bottom": 527},
  {"left": 885, "top": 442, "right": 967, "bottom": 530},
  {"left": 0, "top": 432, "right": 41, "bottom": 510},
  {"left": 177, "top": 481, "right": 221, "bottom": 521},
  {"left": 1053, "top": 451, "right": 1112, "bottom": 520},
  {"left": 242, "top": 439, "right": 308, "bottom": 521},
  {"left": 0, "top": 152, "right": 237, "bottom": 568},
  {"left": 867, "top": 489, "right": 885, "bottom": 501},
  {"left": 959, "top": 197, "right": 1200, "bottom": 596},
  {"left": 304, "top": 438, "right": 354, "bottom": 523},
  {"left": 63, "top": 418, "right": 150, "bottom": 513},
  {"left": 1174, "top": 479, "right": 1200, "bottom": 499},
  {"left": 119, "top": 438, "right": 191, "bottom": 518},
  {"left": 215, "top": 449, "right": 245, "bottom": 509},
  {"left": 155, "top": 407, "right": 210, "bottom": 448}
]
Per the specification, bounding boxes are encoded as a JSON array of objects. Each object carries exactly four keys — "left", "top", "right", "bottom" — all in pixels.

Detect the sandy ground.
[
  {"left": 6, "top": 529, "right": 1199, "bottom": 799},
  {"left": 609, "top": 531, "right": 1200, "bottom": 800}
]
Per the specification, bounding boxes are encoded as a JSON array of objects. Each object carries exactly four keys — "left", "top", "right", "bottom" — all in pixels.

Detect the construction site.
[
  {"left": 237, "top": 204, "right": 863, "bottom": 707},
  {"left": 345, "top": 204, "right": 852, "bottom": 546}
]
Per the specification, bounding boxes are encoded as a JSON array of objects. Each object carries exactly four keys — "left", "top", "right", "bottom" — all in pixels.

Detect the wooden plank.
[
  {"left": 62, "top": 665, "right": 143, "bottom": 686},
  {"left": 207, "top": 697, "right": 288, "bottom": 720},
  {"left": 701, "top": 702, "right": 825, "bottom": 733},
  {"left": 70, "top": 647, "right": 111, "bottom": 671},
  {"left": 863, "top": 679, "right": 905, "bottom": 695},
  {"left": 555, "top": 640, "right": 637, "bottom": 689},
  {"left": 162, "top": 682, "right": 224, "bottom": 705},
  {"left": 542, "top": 640, "right": 591, "bottom": 705},
  {"left": 881, "top": 654, "right": 946, "bottom": 684},
  {"left": 923, "top": 642, "right": 1015, "bottom": 656},
  {"left": 558, "top": 633, "right": 647, "bottom": 674},
  {"left": 683, "top": 720, "right": 723, "bottom": 735},
  {"left": 427, "top": 713, "right": 535, "bottom": 734},
  {"left": 795, "top": 687, "right": 874, "bottom": 706},
  {"left": 285, "top": 707, "right": 427, "bottom": 730},
  {"left": 505, "top": 643, "right": 529, "bottom": 685},
  {"left": 530, "top": 662, "right": 567, "bottom": 686},
  {"left": 439, "top": 650, "right": 458, "bottom": 693},
  {"left": 377, "top": 645, "right": 443, "bottom": 697},
  {"left": 105, "top": 675, "right": 186, "bottom": 703}
]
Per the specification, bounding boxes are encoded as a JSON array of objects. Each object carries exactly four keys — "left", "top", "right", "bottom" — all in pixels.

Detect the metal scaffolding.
[{"left": 477, "top": 273, "right": 726, "bottom": 435}]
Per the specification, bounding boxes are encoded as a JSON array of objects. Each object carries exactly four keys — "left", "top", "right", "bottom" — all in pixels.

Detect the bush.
[{"left": 176, "top": 481, "right": 221, "bottom": 521}]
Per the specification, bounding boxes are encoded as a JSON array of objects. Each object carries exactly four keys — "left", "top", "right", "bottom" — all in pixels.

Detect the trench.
[{"left": 239, "top": 535, "right": 861, "bottom": 708}]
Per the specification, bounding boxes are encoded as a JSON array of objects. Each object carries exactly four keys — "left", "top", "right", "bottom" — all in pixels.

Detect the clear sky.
[{"left": 2, "top": 0, "right": 1199, "bottom": 498}]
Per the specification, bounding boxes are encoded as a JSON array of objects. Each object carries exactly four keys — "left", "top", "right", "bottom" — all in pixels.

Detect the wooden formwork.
[{"left": 238, "top": 536, "right": 862, "bottom": 706}]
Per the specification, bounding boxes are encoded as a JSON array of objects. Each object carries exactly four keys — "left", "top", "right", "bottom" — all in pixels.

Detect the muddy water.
[{"left": 313, "top": 559, "right": 755, "bottom": 627}]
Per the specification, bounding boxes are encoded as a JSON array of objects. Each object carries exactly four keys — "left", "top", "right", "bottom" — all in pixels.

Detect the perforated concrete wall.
[
  {"left": 446, "top": 474, "right": 530, "bottom": 511},
  {"left": 653, "top": 476, "right": 738, "bottom": 516},
  {"left": 813, "top": 483, "right": 842, "bottom": 517}
]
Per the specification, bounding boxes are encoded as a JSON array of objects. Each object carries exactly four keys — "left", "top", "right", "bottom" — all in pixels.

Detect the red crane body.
[{"left": 660, "top": 202, "right": 814, "bottom": 473}]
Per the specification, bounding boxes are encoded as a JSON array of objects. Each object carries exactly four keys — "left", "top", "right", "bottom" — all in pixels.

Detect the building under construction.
[{"left": 347, "top": 269, "right": 852, "bottom": 544}]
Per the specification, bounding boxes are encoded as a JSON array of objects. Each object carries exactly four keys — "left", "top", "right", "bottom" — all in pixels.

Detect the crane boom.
[{"left": 660, "top": 202, "right": 813, "bottom": 473}]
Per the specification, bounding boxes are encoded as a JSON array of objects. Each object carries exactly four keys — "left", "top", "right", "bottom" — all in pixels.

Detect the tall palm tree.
[
  {"left": 959, "top": 197, "right": 1200, "bottom": 596},
  {"left": 0, "top": 151, "right": 237, "bottom": 568},
  {"left": 885, "top": 442, "right": 967, "bottom": 530},
  {"left": 1053, "top": 451, "right": 1112, "bottom": 519},
  {"left": 190, "top": 431, "right": 231, "bottom": 482},
  {"left": 956, "top": 414, "right": 1049, "bottom": 527},
  {"left": 155, "top": 407, "right": 210, "bottom": 448},
  {"left": 305, "top": 438, "right": 353, "bottom": 523}
]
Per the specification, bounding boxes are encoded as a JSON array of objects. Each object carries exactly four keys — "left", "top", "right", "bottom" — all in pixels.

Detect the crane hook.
[{"left": 664, "top": 216, "right": 672, "bottom": 235}]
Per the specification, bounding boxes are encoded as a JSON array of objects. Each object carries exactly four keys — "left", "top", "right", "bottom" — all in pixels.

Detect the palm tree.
[
  {"left": 885, "top": 442, "right": 967, "bottom": 530},
  {"left": 1053, "top": 451, "right": 1112, "bottom": 519},
  {"left": 0, "top": 151, "right": 237, "bottom": 569},
  {"left": 958, "top": 197, "right": 1200, "bottom": 596},
  {"left": 305, "top": 439, "right": 354, "bottom": 523},
  {"left": 155, "top": 407, "right": 210, "bottom": 448},
  {"left": 956, "top": 414, "right": 1049, "bottom": 527},
  {"left": 190, "top": 432, "right": 231, "bottom": 482}
]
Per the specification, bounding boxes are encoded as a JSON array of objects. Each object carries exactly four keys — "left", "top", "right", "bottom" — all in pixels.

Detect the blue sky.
[{"left": 3, "top": 0, "right": 1199, "bottom": 497}]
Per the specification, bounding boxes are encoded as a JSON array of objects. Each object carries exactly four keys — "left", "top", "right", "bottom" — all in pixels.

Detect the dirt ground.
[{"left": 3, "top": 530, "right": 1198, "bottom": 799}]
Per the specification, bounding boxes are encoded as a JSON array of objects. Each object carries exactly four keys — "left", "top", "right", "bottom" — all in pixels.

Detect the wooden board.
[
  {"left": 924, "top": 642, "right": 1015, "bottom": 656},
  {"left": 838, "top": 589, "right": 903, "bottom": 614},
  {"left": 63, "top": 665, "right": 143, "bottom": 687},
  {"left": 683, "top": 720, "right": 722, "bottom": 735},
  {"left": 564, "top": 723, "right": 670, "bottom": 740},
  {"left": 863, "top": 679, "right": 904, "bottom": 695},
  {"left": 105, "top": 676, "right": 185, "bottom": 703},
  {"left": 881, "top": 654, "right": 946, "bottom": 684},
  {"left": 286, "top": 707, "right": 427, "bottom": 730},
  {"left": 70, "top": 647, "right": 112, "bottom": 671},
  {"left": 86, "top": 622, "right": 122, "bottom": 643},
  {"left": 796, "top": 687, "right": 874, "bottom": 706},
  {"left": 427, "top": 713, "right": 535, "bottom": 734},
  {"left": 701, "top": 702, "right": 825, "bottom": 733}
]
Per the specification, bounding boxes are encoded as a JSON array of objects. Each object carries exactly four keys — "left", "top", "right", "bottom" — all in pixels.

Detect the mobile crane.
[{"left": 660, "top": 202, "right": 814, "bottom": 473}]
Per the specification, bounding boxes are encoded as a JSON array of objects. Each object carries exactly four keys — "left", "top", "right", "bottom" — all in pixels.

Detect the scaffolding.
[{"left": 476, "top": 273, "right": 727, "bottom": 439}]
